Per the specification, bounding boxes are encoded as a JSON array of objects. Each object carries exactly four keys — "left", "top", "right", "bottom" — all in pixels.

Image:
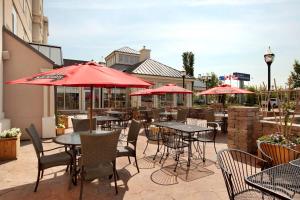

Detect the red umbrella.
[
  {"left": 6, "top": 62, "right": 152, "bottom": 132},
  {"left": 151, "top": 84, "right": 192, "bottom": 94},
  {"left": 198, "top": 84, "right": 253, "bottom": 95},
  {"left": 129, "top": 89, "right": 154, "bottom": 96}
]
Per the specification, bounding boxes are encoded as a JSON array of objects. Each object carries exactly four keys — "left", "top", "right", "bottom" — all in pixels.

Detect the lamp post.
[
  {"left": 199, "top": 74, "right": 212, "bottom": 104},
  {"left": 264, "top": 46, "right": 275, "bottom": 111},
  {"left": 181, "top": 69, "right": 186, "bottom": 106}
]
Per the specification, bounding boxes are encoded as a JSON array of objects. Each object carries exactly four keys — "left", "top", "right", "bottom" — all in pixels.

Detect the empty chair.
[
  {"left": 143, "top": 111, "right": 162, "bottom": 154},
  {"left": 217, "top": 149, "right": 273, "bottom": 200},
  {"left": 117, "top": 120, "right": 142, "bottom": 173},
  {"left": 79, "top": 130, "right": 121, "bottom": 199},
  {"left": 257, "top": 141, "right": 300, "bottom": 167},
  {"left": 160, "top": 129, "right": 189, "bottom": 172},
  {"left": 25, "top": 124, "right": 72, "bottom": 192},
  {"left": 176, "top": 109, "right": 188, "bottom": 123},
  {"left": 196, "top": 122, "right": 219, "bottom": 162},
  {"left": 71, "top": 118, "right": 96, "bottom": 132}
]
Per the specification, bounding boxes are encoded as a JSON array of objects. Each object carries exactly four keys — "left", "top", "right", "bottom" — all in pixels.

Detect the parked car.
[{"left": 261, "top": 98, "right": 279, "bottom": 108}]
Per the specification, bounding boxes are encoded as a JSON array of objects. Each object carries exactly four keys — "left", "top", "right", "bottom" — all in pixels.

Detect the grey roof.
[
  {"left": 116, "top": 47, "right": 140, "bottom": 55},
  {"left": 110, "top": 59, "right": 193, "bottom": 78},
  {"left": 194, "top": 80, "right": 206, "bottom": 88}
]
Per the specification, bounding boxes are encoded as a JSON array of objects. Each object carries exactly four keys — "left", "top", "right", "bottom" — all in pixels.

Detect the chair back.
[
  {"left": 203, "top": 122, "right": 219, "bottom": 141},
  {"left": 72, "top": 118, "right": 96, "bottom": 132},
  {"left": 25, "top": 124, "right": 43, "bottom": 158},
  {"left": 80, "top": 130, "right": 121, "bottom": 167},
  {"left": 217, "top": 149, "right": 267, "bottom": 200},
  {"left": 127, "top": 120, "right": 141, "bottom": 146},
  {"left": 152, "top": 109, "right": 161, "bottom": 122},
  {"left": 176, "top": 109, "right": 188, "bottom": 123},
  {"left": 257, "top": 141, "right": 300, "bottom": 167}
]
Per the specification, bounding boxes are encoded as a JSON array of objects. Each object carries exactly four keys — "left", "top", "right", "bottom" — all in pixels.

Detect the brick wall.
[{"left": 227, "top": 106, "right": 260, "bottom": 153}]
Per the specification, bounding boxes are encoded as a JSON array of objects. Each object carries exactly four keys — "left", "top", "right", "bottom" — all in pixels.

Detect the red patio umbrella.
[
  {"left": 6, "top": 62, "right": 152, "bottom": 132},
  {"left": 150, "top": 84, "right": 192, "bottom": 94},
  {"left": 129, "top": 89, "right": 155, "bottom": 96},
  {"left": 198, "top": 84, "right": 253, "bottom": 95}
]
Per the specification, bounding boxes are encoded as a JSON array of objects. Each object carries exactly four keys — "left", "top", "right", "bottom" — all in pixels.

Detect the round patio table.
[
  {"left": 105, "top": 110, "right": 125, "bottom": 117},
  {"left": 53, "top": 130, "right": 112, "bottom": 185}
]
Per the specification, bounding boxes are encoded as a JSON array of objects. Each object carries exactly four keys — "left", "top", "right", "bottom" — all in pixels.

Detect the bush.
[{"left": 0, "top": 128, "right": 21, "bottom": 138}]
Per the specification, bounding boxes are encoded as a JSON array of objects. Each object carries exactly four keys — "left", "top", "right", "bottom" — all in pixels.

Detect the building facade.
[
  {"left": 1, "top": 0, "right": 55, "bottom": 139},
  {"left": 57, "top": 46, "right": 194, "bottom": 113}
]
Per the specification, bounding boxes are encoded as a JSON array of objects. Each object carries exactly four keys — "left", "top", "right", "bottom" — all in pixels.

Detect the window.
[
  {"left": 12, "top": 7, "right": 17, "bottom": 34},
  {"left": 57, "top": 87, "right": 80, "bottom": 110},
  {"left": 103, "top": 88, "right": 127, "bottom": 108}
]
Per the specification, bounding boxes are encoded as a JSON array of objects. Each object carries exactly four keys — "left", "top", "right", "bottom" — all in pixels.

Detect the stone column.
[
  {"left": 227, "top": 106, "right": 260, "bottom": 153},
  {"left": 0, "top": 0, "right": 11, "bottom": 131}
]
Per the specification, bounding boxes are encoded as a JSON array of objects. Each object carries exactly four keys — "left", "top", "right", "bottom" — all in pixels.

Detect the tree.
[
  {"left": 289, "top": 60, "right": 300, "bottom": 88},
  {"left": 182, "top": 52, "right": 194, "bottom": 77},
  {"left": 207, "top": 72, "right": 219, "bottom": 88}
]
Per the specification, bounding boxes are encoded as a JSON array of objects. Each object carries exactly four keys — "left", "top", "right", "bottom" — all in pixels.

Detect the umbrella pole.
[{"left": 89, "top": 86, "right": 94, "bottom": 133}]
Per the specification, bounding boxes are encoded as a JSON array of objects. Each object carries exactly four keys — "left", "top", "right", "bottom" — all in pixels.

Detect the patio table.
[
  {"left": 96, "top": 115, "right": 120, "bottom": 129},
  {"left": 290, "top": 158, "right": 300, "bottom": 168},
  {"left": 245, "top": 163, "right": 300, "bottom": 200},
  {"left": 53, "top": 130, "right": 112, "bottom": 185},
  {"left": 152, "top": 121, "right": 211, "bottom": 166}
]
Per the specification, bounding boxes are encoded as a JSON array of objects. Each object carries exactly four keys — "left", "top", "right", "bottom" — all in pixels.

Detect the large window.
[
  {"left": 158, "top": 94, "right": 173, "bottom": 107},
  {"left": 57, "top": 87, "right": 80, "bottom": 110},
  {"left": 103, "top": 88, "right": 127, "bottom": 108}
]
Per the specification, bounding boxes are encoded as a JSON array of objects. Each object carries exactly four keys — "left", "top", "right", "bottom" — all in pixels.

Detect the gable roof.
[
  {"left": 116, "top": 47, "right": 140, "bottom": 55},
  {"left": 110, "top": 59, "right": 193, "bottom": 79}
]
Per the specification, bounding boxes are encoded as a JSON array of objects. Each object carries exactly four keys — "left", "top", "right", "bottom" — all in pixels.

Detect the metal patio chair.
[{"left": 217, "top": 149, "right": 273, "bottom": 200}]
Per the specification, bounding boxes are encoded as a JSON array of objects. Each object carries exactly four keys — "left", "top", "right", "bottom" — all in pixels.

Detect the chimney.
[{"left": 139, "top": 46, "right": 151, "bottom": 62}]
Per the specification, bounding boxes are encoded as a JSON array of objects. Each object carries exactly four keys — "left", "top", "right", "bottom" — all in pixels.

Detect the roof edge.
[{"left": 3, "top": 26, "right": 55, "bottom": 65}]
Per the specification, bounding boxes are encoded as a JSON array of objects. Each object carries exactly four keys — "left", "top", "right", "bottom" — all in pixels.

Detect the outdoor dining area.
[{"left": 1, "top": 61, "right": 300, "bottom": 200}]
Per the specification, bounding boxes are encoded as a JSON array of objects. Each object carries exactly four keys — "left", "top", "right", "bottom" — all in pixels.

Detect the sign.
[{"left": 233, "top": 72, "right": 250, "bottom": 81}]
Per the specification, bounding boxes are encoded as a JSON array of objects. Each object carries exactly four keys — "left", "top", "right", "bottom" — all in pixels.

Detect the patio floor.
[{"left": 0, "top": 124, "right": 229, "bottom": 200}]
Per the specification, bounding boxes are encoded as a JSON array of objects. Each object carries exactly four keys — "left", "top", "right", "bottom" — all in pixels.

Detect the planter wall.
[
  {"left": 56, "top": 128, "right": 65, "bottom": 136},
  {"left": 0, "top": 135, "right": 20, "bottom": 160}
]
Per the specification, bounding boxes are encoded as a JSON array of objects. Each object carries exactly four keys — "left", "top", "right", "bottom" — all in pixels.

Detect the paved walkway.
[{"left": 0, "top": 127, "right": 228, "bottom": 200}]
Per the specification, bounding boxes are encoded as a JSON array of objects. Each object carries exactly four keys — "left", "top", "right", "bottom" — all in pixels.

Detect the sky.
[{"left": 44, "top": 0, "right": 300, "bottom": 87}]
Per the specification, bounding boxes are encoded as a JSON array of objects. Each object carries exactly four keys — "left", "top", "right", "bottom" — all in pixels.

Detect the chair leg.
[
  {"left": 134, "top": 154, "right": 140, "bottom": 173},
  {"left": 159, "top": 146, "right": 166, "bottom": 164},
  {"left": 203, "top": 142, "right": 206, "bottom": 162},
  {"left": 79, "top": 171, "right": 84, "bottom": 200},
  {"left": 66, "top": 165, "right": 69, "bottom": 172},
  {"left": 143, "top": 141, "right": 149, "bottom": 154},
  {"left": 113, "top": 162, "right": 118, "bottom": 194},
  {"left": 34, "top": 169, "right": 41, "bottom": 192},
  {"left": 128, "top": 156, "right": 131, "bottom": 164},
  {"left": 213, "top": 141, "right": 217, "bottom": 154},
  {"left": 41, "top": 170, "right": 44, "bottom": 179}
]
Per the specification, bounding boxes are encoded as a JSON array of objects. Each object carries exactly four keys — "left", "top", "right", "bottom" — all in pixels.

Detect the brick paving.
[{"left": 0, "top": 126, "right": 229, "bottom": 200}]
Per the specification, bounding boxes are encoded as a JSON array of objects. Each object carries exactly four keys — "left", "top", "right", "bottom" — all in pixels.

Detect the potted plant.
[
  {"left": 0, "top": 128, "right": 22, "bottom": 160},
  {"left": 58, "top": 115, "right": 69, "bottom": 129},
  {"left": 56, "top": 124, "right": 65, "bottom": 135}
]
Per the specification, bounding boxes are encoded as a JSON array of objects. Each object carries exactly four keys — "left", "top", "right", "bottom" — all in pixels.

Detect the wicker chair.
[
  {"left": 79, "top": 130, "right": 121, "bottom": 199},
  {"left": 257, "top": 141, "right": 300, "bottom": 168},
  {"left": 71, "top": 118, "right": 96, "bottom": 132},
  {"left": 160, "top": 129, "right": 189, "bottom": 172},
  {"left": 25, "top": 124, "right": 72, "bottom": 192},
  {"left": 217, "top": 149, "right": 273, "bottom": 200},
  {"left": 176, "top": 109, "right": 188, "bottom": 123},
  {"left": 117, "top": 120, "right": 142, "bottom": 173},
  {"left": 142, "top": 111, "right": 162, "bottom": 154}
]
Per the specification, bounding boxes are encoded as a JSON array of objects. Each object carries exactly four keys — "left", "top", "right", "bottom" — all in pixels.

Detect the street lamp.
[
  {"left": 181, "top": 69, "right": 186, "bottom": 106},
  {"left": 264, "top": 46, "right": 275, "bottom": 111},
  {"left": 198, "top": 74, "right": 212, "bottom": 104}
]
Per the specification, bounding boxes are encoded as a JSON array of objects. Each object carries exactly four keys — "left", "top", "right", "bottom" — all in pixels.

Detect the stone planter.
[
  {"left": 0, "top": 134, "right": 21, "bottom": 160},
  {"left": 56, "top": 128, "right": 65, "bottom": 135}
]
